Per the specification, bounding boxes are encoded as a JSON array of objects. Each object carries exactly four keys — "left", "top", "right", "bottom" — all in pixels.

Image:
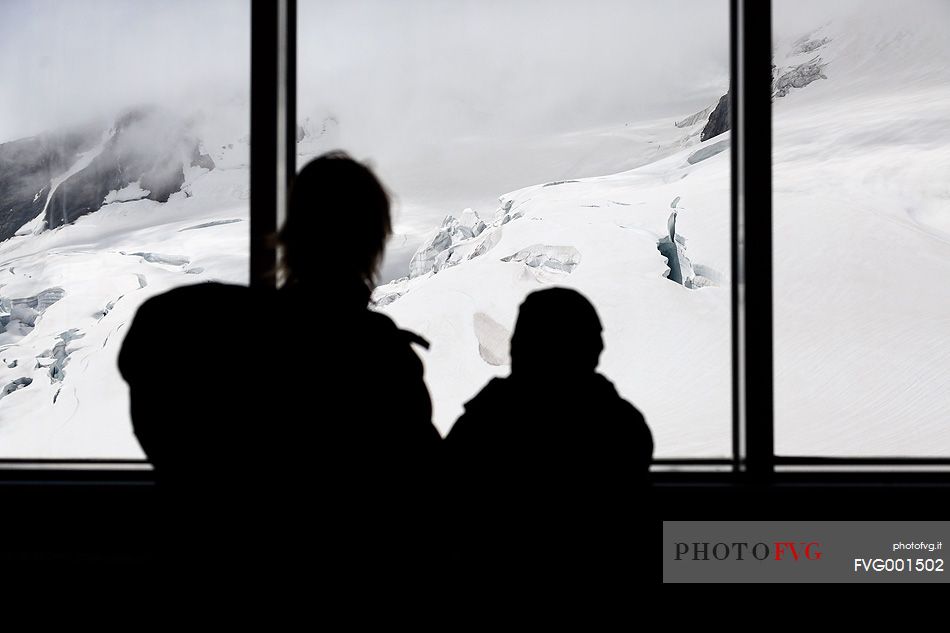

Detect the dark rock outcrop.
[
  {"left": 0, "top": 108, "right": 215, "bottom": 243},
  {"left": 700, "top": 91, "right": 730, "bottom": 142},
  {"left": 45, "top": 108, "right": 214, "bottom": 231},
  {"left": 0, "top": 124, "right": 101, "bottom": 242},
  {"left": 696, "top": 36, "right": 827, "bottom": 146}
]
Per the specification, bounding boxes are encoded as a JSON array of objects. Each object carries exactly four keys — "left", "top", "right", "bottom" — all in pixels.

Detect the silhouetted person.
[
  {"left": 445, "top": 287, "right": 653, "bottom": 579},
  {"left": 275, "top": 151, "right": 441, "bottom": 579},
  {"left": 118, "top": 151, "right": 440, "bottom": 584},
  {"left": 118, "top": 281, "right": 271, "bottom": 579}
]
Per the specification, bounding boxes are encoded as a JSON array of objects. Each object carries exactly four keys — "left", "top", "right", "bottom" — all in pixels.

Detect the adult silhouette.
[
  {"left": 119, "top": 151, "right": 441, "bottom": 582},
  {"left": 277, "top": 151, "right": 436, "bottom": 453},
  {"left": 445, "top": 287, "right": 653, "bottom": 578},
  {"left": 275, "top": 152, "right": 441, "bottom": 579},
  {"left": 118, "top": 281, "right": 270, "bottom": 578}
]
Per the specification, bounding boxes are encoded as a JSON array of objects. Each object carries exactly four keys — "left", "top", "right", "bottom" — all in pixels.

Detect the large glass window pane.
[
  {"left": 298, "top": 0, "right": 731, "bottom": 457},
  {"left": 773, "top": 0, "right": 950, "bottom": 456},
  {"left": 0, "top": 0, "right": 249, "bottom": 458}
]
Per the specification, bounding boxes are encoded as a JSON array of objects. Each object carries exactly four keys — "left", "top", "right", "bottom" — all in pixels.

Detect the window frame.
[
  {"left": 754, "top": 0, "right": 950, "bottom": 475},
  {"left": 1, "top": 0, "right": 948, "bottom": 482}
]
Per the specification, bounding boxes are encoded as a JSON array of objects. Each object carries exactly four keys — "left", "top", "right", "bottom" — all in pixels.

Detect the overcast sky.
[
  {"left": 0, "top": 0, "right": 732, "bottom": 281},
  {"left": 298, "top": 0, "right": 730, "bottom": 143},
  {"left": 3, "top": 1, "right": 938, "bottom": 144},
  {"left": 0, "top": 0, "right": 730, "bottom": 143},
  {"left": 296, "top": 0, "right": 731, "bottom": 274},
  {"left": 0, "top": 0, "right": 249, "bottom": 143},
  {"left": 1, "top": 0, "right": 943, "bottom": 283}
]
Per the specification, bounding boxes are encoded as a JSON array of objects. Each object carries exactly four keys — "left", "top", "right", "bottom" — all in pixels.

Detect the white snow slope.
[
  {"left": 0, "top": 144, "right": 249, "bottom": 457},
  {"left": 2, "top": 3, "right": 948, "bottom": 459},
  {"left": 771, "top": 5, "right": 950, "bottom": 456},
  {"left": 376, "top": 133, "right": 732, "bottom": 456},
  {"left": 378, "top": 3, "right": 950, "bottom": 457}
]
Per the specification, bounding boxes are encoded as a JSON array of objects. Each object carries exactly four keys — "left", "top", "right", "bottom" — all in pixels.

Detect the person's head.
[
  {"left": 280, "top": 151, "right": 391, "bottom": 293},
  {"left": 509, "top": 287, "right": 604, "bottom": 377}
]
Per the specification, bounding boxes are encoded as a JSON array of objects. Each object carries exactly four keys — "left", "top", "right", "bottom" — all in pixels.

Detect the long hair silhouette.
[{"left": 280, "top": 151, "right": 391, "bottom": 301}]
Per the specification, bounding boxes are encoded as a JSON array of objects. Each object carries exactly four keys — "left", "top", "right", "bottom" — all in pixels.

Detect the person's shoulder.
[
  {"left": 139, "top": 281, "right": 255, "bottom": 313},
  {"left": 363, "top": 308, "right": 400, "bottom": 332},
  {"left": 446, "top": 377, "right": 510, "bottom": 443},
  {"left": 363, "top": 310, "right": 430, "bottom": 350},
  {"left": 590, "top": 374, "right": 648, "bottom": 422},
  {"left": 588, "top": 374, "right": 654, "bottom": 464},
  {"left": 124, "top": 282, "right": 254, "bottom": 349},
  {"left": 121, "top": 283, "right": 250, "bottom": 379},
  {"left": 463, "top": 376, "right": 511, "bottom": 412}
]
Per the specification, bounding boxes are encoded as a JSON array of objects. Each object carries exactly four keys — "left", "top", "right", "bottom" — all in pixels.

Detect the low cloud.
[{"left": 0, "top": 0, "right": 249, "bottom": 143}]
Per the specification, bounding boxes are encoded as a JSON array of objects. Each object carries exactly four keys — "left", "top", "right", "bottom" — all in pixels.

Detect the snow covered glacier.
[
  {"left": 374, "top": 129, "right": 733, "bottom": 456},
  {"left": 0, "top": 107, "right": 249, "bottom": 457},
  {"left": 375, "top": 4, "right": 950, "bottom": 457},
  {"left": 2, "top": 2, "right": 949, "bottom": 459},
  {"left": 770, "top": 7, "right": 950, "bottom": 456}
]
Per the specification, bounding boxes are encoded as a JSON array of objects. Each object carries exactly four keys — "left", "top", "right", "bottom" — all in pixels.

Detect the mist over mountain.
[
  {"left": 0, "top": 123, "right": 101, "bottom": 242},
  {"left": 0, "top": 108, "right": 216, "bottom": 244}
]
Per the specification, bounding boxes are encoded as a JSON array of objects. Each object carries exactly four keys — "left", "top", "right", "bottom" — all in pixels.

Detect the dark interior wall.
[
  {"left": 0, "top": 478, "right": 157, "bottom": 568},
  {"left": 2, "top": 476, "right": 946, "bottom": 579}
]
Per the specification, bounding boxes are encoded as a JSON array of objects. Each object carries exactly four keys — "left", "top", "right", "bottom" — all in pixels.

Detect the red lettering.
[{"left": 774, "top": 542, "right": 800, "bottom": 561}]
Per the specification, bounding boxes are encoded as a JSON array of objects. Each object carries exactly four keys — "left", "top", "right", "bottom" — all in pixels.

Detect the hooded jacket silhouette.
[{"left": 445, "top": 287, "right": 653, "bottom": 574}]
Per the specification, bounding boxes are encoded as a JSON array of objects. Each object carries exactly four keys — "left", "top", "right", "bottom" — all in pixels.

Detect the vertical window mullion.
[
  {"left": 285, "top": 0, "right": 297, "bottom": 195},
  {"left": 730, "top": 0, "right": 742, "bottom": 473},
  {"left": 250, "top": 0, "right": 280, "bottom": 288},
  {"left": 737, "top": 0, "right": 774, "bottom": 477}
]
